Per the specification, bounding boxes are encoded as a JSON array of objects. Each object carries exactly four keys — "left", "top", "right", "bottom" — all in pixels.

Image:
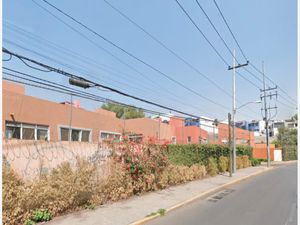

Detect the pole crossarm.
[
  {"left": 260, "top": 86, "right": 277, "bottom": 92},
  {"left": 228, "top": 61, "right": 249, "bottom": 70}
]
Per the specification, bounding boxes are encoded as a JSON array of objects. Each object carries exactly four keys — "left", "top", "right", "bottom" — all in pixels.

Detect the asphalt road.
[{"left": 147, "top": 163, "right": 297, "bottom": 225}]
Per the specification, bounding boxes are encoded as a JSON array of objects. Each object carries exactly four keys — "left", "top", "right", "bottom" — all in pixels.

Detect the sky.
[{"left": 3, "top": 0, "right": 297, "bottom": 122}]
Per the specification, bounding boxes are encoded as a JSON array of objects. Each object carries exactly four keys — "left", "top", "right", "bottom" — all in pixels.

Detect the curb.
[
  {"left": 129, "top": 166, "right": 273, "bottom": 225},
  {"left": 261, "top": 160, "right": 297, "bottom": 166}
]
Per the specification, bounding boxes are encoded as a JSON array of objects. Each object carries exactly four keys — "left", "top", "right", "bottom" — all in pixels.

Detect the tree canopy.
[{"left": 101, "top": 103, "right": 145, "bottom": 119}]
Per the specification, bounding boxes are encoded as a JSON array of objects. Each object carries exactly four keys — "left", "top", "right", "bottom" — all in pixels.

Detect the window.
[
  {"left": 60, "top": 128, "right": 69, "bottom": 141},
  {"left": 5, "top": 123, "right": 21, "bottom": 139},
  {"left": 81, "top": 130, "right": 90, "bottom": 142},
  {"left": 71, "top": 129, "right": 80, "bottom": 141},
  {"left": 128, "top": 134, "right": 143, "bottom": 143},
  {"left": 187, "top": 136, "right": 192, "bottom": 144},
  {"left": 59, "top": 126, "right": 91, "bottom": 142},
  {"left": 22, "top": 124, "right": 35, "bottom": 140},
  {"left": 37, "top": 126, "right": 49, "bottom": 140},
  {"left": 5, "top": 121, "right": 49, "bottom": 141},
  {"left": 100, "top": 131, "right": 121, "bottom": 142}
]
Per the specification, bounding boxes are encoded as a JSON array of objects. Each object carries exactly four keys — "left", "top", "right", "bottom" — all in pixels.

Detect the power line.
[
  {"left": 35, "top": 0, "right": 232, "bottom": 112},
  {"left": 103, "top": 0, "right": 232, "bottom": 99},
  {"left": 213, "top": 0, "right": 248, "bottom": 62},
  {"left": 3, "top": 48, "right": 205, "bottom": 119},
  {"left": 277, "top": 97, "right": 297, "bottom": 110},
  {"left": 30, "top": 0, "right": 181, "bottom": 100},
  {"left": 2, "top": 72, "right": 178, "bottom": 118},
  {"left": 193, "top": 0, "right": 296, "bottom": 112},
  {"left": 174, "top": 0, "right": 229, "bottom": 67},
  {"left": 195, "top": 0, "right": 242, "bottom": 64},
  {"left": 4, "top": 22, "right": 167, "bottom": 93},
  {"left": 236, "top": 71, "right": 261, "bottom": 90},
  {"left": 173, "top": 0, "right": 266, "bottom": 105},
  {"left": 4, "top": 39, "right": 168, "bottom": 96},
  {"left": 3, "top": 71, "right": 230, "bottom": 126},
  {"left": 102, "top": 1, "right": 263, "bottom": 118},
  {"left": 212, "top": 0, "right": 297, "bottom": 104},
  {"left": 250, "top": 62, "right": 297, "bottom": 104},
  {"left": 4, "top": 39, "right": 216, "bottom": 116},
  {"left": 102, "top": 0, "right": 262, "bottom": 117},
  {"left": 193, "top": 1, "right": 266, "bottom": 87}
]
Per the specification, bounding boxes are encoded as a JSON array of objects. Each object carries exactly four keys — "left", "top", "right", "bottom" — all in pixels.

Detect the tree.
[
  {"left": 276, "top": 127, "right": 297, "bottom": 161},
  {"left": 291, "top": 113, "right": 298, "bottom": 121},
  {"left": 101, "top": 103, "right": 145, "bottom": 119}
]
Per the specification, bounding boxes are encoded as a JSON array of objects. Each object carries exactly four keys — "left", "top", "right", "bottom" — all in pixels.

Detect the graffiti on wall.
[{"left": 3, "top": 140, "right": 112, "bottom": 180}]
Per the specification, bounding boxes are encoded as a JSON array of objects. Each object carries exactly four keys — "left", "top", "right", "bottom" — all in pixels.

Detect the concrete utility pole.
[
  {"left": 228, "top": 113, "right": 232, "bottom": 177},
  {"left": 260, "top": 62, "right": 277, "bottom": 167},
  {"left": 228, "top": 50, "right": 248, "bottom": 173}
]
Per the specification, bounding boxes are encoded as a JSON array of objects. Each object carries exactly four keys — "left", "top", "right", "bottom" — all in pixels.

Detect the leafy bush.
[
  {"left": 236, "top": 145, "right": 253, "bottom": 159},
  {"left": 158, "top": 208, "right": 166, "bottom": 216},
  {"left": 113, "top": 142, "right": 169, "bottom": 193},
  {"left": 207, "top": 157, "right": 218, "bottom": 176},
  {"left": 24, "top": 219, "right": 35, "bottom": 225},
  {"left": 32, "top": 209, "right": 52, "bottom": 222},
  {"left": 218, "top": 156, "right": 229, "bottom": 173},
  {"left": 250, "top": 158, "right": 261, "bottom": 166}
]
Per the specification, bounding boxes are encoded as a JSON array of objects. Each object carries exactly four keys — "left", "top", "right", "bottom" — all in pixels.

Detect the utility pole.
[
  {"left": 228, "top": 113, "right": 232, "bottom": 177},
  {"left": 260, "top": 62, "right": 277, "bottom": 167},
  {"left": 228, "top": 50, "right": 248, "bottom": 173}
]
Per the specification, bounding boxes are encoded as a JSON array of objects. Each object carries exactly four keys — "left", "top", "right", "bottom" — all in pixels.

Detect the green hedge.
[
  {"left": 167, "top": 144, "right": 253, "bottom": 166},
  {"left": 236, "top": 145, "right": 253, "bottom": 159}
]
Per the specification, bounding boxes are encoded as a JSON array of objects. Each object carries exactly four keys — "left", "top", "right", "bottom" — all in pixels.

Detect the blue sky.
[{"left": 3, "top": 0, "right": 297, "bottom": 121}]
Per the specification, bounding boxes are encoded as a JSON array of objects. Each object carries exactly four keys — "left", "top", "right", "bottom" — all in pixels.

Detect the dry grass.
[
  {"left": 218, "top": 156, "right": 229, "bottom": 173},
  {"left": 236, "top": 155, "right": 251, "bottom": 169},
  {"left": 158, "top": 164, "right": 207, "bottom": 188}
]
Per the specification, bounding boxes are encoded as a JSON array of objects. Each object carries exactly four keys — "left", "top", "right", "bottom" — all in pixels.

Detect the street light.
[
  {"left": 236, "top": 100, "right": 262, "bottom": 110},
  {"left": 232, "top": 100, "right": 261, "bottom": 173}
]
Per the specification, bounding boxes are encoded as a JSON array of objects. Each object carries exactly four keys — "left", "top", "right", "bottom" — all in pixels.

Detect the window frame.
[
  {"left": 58, "top": 125, "right": 92, "bottom": 142},
  {"left": 5, "top": 121, "right": 50, "bottom": 141},
  {"left": 99, "top": 130, "right": 121, "bottom": 142}
]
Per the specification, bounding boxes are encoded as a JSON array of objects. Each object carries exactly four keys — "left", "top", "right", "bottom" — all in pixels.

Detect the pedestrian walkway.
[{"left": 46, "top": 166, "right": 271, "bottom": 225}]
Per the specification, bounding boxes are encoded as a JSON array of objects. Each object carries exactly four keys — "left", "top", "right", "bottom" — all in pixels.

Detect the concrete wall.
[
  {"left": 3, "top": 139, "right": 111, "bottom": 180},
  {"left": 252, "top": 143, "right": 275, "bottom": 160}
]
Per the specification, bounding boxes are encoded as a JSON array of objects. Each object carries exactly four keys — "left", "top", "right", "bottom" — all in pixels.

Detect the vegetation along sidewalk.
[{"left": 45, "top": 165, "right": 271, "bottom": 225}]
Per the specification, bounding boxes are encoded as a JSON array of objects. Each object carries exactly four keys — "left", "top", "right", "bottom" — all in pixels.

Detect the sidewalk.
[{"left": 46, "top": 166, "right": 272, "bottom": 225}]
